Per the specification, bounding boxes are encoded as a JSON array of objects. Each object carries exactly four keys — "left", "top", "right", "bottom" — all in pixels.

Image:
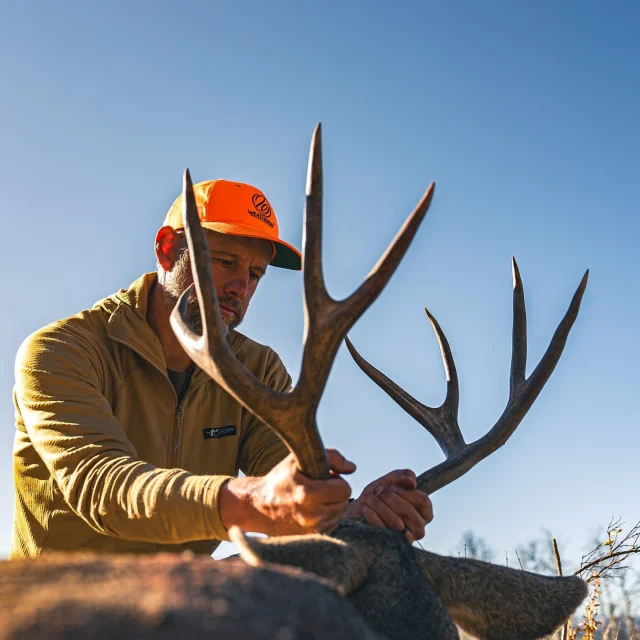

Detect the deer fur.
[
  {"left": 0, "top": 551, "right": 379, "bottom": 640},
  {"left": 0, "top": 520, "right": 587, "bottom": 640}
]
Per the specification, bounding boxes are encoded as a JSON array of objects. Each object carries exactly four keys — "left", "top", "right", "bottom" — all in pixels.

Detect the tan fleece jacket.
[{"left": 11, "top": 272, "right": 290, "bottom": 559}]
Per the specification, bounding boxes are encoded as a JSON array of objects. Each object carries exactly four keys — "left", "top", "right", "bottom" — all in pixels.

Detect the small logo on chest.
[{"left": 203, "top": 425, "right": 237, "bottom": 440}]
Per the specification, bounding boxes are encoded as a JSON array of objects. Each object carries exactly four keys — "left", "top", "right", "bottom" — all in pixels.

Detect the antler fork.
[
  {"left": 346, "top": 259, "right": 588, "bottom": 494},
  {"left": 170, "top": 123, "right": 434, "bottom": 479}
]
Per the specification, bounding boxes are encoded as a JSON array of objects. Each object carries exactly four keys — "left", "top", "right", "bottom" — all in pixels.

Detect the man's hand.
[
  {"left": 219, "top": 449, "right": 355, "bottom": 537},
  {"left": 344, "top": 469, "right": 433, "bottom": 543}
]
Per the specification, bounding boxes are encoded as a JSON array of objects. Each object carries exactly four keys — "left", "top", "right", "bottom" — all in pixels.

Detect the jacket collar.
[{"left": 103, "top": 272, "right": 247, "bottom": 382}]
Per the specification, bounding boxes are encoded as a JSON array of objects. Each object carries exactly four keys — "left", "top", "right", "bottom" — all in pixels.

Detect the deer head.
[{"left": 170, "top": 124, "right": 589, "bottom": 640}]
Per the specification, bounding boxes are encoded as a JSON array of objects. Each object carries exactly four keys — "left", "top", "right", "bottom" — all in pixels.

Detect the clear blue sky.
[{"left": 0, "top": 1, "right": 638, "bottom": 565}]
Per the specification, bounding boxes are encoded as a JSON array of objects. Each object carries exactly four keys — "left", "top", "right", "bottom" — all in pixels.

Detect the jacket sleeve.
[
  {"left": 15, "top": 325, "right": 233, "bottom": 544},
  {"left": 237, "top": 347, "right": 291, "bottom": 477}
]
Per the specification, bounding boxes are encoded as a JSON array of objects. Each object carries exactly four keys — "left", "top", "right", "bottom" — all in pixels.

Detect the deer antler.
[
  {"left": 170, "top": 123, "right": 435, "bottom": 480},
  {"left": 346, "top": 258, "right": 588, "bottom": 494}
]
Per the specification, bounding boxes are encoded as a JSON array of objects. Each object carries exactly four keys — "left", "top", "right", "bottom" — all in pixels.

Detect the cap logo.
[
  {"left": 248, "top": 192, "right": 275, "bottom": 229},
  {"left": 251, "top": 193, "right": 272, "bottom": 218},
  {"left": 203, "top": 425, "right": 237, "bottom": 440}
]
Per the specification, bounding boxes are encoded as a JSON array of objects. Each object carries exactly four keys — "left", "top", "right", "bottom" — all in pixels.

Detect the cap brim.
[{"left": 200, "top": 221, "right": 302, "bottom": 271}]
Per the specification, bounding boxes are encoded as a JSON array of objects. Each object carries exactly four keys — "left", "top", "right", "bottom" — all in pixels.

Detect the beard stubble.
[{"left": 160, "top": 251, "right": 243, "bottom": 335}]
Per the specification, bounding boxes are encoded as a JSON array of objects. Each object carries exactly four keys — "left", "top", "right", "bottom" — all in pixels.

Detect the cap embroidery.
[
  {"left": 251, "top": 193, "right": 272, "bottom": 218},
  {"left": 247, "top": 193, "right": 275, "bottom": 228}
]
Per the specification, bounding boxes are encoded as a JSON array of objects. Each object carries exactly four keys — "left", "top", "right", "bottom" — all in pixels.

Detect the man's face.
[{"left": 161, "top": 230, "right": 272, "bottom": 335}]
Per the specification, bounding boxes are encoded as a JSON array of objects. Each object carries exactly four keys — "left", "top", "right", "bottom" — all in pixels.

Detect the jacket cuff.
[{"left": 202, "top": 475, "right": 235, "bottom": 541}]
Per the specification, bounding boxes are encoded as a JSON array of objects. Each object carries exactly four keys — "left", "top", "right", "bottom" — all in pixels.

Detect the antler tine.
[
  {"left": 294, "top": 124, "right": 435, "bottom": 412},
  {"left": 345, "top": 310, "right": 466, "bottom": 458},
  {"left": 510, "top": 257, "right": 527, "bottom": 395},
  {"left": 302, "top": 123, "right": 330, "bottom": 315},
  {"left": 514, "top": 267, "right": 589, "bottom": 410},
  {"left": 344, "top": 184, "right": 436, "bottom": 325},
  {"left": 424, "top": 307, "right": 460, "bottom": 421},
  {"left": 347, "top": 261, "right": 588, "bottom": 496}
]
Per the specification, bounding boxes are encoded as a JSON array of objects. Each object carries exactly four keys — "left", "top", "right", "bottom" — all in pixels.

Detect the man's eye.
[
  {"left": 250, "top": 271, "right": 262, "bottom": 282},
  {"left": 218, "top": 259, "right": 233, "bottom": 267}
]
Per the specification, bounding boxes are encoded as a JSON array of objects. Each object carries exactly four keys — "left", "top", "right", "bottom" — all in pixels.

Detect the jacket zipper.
[
  {"left": 170, "top": 405, "right": 183, "bottom": 467},
  {"left": 168, "top": 378, "right": 198, "bottom": 467},
  {"left": 108, "top": 332, "right": 207, "bottom": 469}
]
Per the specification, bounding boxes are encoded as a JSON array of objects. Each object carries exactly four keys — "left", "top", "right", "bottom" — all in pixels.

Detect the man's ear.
[{"left": 155, "top": 226, "right": 182, "bottom": 271}]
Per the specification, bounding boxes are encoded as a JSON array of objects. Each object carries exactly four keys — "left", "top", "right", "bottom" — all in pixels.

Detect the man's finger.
[
  {"left": 385, "top": 469, "right": 417, "bottom": 490},
  {"left": 364, "top": 495, "right": 405, "bottom": 532},
  {"left": 392, "top": 487, "right": 433, "bottom": 523},
  {"left": 362, "top": 503, "right": 385, "bottom": 529},
  {"left": 298, "top": 474, "right": 352, "bottom": 505},
  {"left": 378, "top": 490, "right": 426, "bottom": 539},
  {"left": 326, "top": 448, "right": 357, "bottom": 475}
]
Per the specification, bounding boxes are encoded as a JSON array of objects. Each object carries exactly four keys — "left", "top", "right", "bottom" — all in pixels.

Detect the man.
[{"left": 11, "top": 179, "right": 432, "bottom": 559}]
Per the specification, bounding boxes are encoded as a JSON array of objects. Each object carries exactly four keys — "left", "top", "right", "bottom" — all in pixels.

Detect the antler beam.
[
  {"left": 170, "top": 124, "right": 434, "bottom": 479},
  {"left": 346, "top": 258, "right": 588, "bottom": 494}
]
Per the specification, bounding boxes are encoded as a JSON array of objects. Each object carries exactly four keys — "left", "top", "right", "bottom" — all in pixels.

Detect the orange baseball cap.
[{"left": 163, "top": 179, "right": 302, "bottom": 270}]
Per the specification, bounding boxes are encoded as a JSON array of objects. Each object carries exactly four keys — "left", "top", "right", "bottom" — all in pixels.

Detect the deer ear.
[
  {"left": 414, "top": 549, "right": 588, "bottom": 640},
  {"left": 229, "top": 527, "right": 371, "bottom": 596}
]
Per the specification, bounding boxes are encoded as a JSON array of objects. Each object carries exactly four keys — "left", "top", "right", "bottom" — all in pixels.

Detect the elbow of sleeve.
[{"left": 61, "top": 455, "right": 234, "bottom": 544}]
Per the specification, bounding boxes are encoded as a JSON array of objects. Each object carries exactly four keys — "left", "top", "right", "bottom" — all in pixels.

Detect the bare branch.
[{"left": 575, "top": 521, "right": 640, "bottom": 583}]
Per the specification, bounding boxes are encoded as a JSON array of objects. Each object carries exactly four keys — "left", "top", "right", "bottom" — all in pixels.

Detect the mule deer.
[{"left": 0, "top": 125, "right": 588, "bottom": 639}]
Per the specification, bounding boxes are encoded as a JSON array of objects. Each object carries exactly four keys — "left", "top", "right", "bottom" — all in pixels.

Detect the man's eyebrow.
[
  {"left": 209, "top": 249, "right": 268, "bottom": 275},
  {"left": 209, "top": 249, "right": 239, "bottom": 258}
]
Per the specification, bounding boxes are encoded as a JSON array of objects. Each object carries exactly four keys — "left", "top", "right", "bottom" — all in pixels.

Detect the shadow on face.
[{"left": 159, "top": 229, "right": 273, "bottom": 335}]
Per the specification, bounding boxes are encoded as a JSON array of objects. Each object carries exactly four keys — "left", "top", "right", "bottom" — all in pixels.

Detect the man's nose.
[{"left": 224, "top": 275, "right": 249, "bottom": 299}]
